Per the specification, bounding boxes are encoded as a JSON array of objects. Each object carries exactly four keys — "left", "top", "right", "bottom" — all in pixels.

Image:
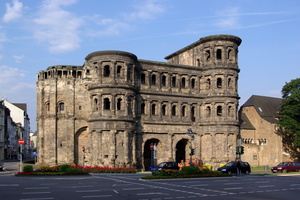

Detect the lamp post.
[{"left": 186, "top": 128, "right": 195, "bottom": 166}]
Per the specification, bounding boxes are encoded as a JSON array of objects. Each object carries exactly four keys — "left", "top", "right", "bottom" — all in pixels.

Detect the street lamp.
[{"left": 186, "top": 128, "right": 195, "bottom": 166}]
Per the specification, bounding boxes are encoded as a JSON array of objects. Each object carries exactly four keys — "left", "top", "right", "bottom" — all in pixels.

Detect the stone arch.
[
  {"left": 175, "top": 139, "right": 189, "bottom": 163},
  {"left": 74, "top": 126, "right": 88, "bottom": 165},
  {"left": 143, "top": 138, "right": 160, "bottom": 171}
]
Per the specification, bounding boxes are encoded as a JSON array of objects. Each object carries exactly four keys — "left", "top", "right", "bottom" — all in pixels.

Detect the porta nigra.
[{"left": 36, "top": 34, "right": 242, "bottom": 170}]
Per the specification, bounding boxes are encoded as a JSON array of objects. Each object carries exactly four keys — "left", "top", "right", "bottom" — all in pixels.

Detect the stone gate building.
[{"left": 36, "top": 34, "right": 242, "bottom": 170}]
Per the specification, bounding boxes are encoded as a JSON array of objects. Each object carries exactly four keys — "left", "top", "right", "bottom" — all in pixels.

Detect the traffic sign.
[
  {"left": 18, "top": 139, "right": 24, "bottom": 144},
  {"left": 150, "top": 143, "right": 154, "bottom": 150}
]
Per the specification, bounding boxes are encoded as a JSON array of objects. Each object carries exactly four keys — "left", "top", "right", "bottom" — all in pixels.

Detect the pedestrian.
[{"left": 236, "top": 160, "right": 241, "bottom": 176}]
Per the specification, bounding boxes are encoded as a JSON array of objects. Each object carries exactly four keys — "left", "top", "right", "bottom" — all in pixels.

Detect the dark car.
[
  {"left": 151, "top": 162, "right": 179, "bottom": 172},
  {"left": 217, "top": 161, "right": 251, "bottom": 175},
  {"left": 0, "top": 162, "right": 3, "bottom": 171},
  {"left": 271, "top": 162, "right": 300, "bottom": 173}
]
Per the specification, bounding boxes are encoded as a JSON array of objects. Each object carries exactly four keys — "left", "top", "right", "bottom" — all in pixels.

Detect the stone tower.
[{"left": 36, "top": 34, "right": 242, "bottom": 170}]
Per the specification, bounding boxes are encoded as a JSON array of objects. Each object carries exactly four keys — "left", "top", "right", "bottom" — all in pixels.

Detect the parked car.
[
  {"left": 151, "top": 162, "right": 179, "bottom": 172},
  {"left": 0, "top": 162, "right": 3, "bottom": 171},
  {"left": 217, "top": 161, "right": 251, "bottom": 175},
  {"left": 271, "top": 162, "right": 300, "bottom": 173}
]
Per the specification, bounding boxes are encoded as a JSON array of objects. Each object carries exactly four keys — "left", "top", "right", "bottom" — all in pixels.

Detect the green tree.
[{"left": 278, "top": 78, "right": 300, "bottom": 160}]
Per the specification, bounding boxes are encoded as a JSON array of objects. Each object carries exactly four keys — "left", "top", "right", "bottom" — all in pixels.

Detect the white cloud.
[
  {"left": 0, "top": 65, "right": 33, "bottom": 95},
  {"left": 85, "top": 0, "right": 166, "bottom": 37},
  {"left": 125, "top": 0, "right": 165, "bottom": 21},
  {"left": 3, "top": 0, "right": 23, "bottom": 23},
  {"left": 33, "top": 0, "right": 82, "bottom": 53},
  {"left": 12, "top": 55, "right": 24, "bottom": 63},
  {"left": 214, "top": 7, "right": 241, "bottom": 29}
]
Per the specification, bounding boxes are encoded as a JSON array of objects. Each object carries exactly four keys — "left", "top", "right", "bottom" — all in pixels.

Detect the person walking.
[{"left": 236, "top": 160, "right": 241, "bottom": 176}]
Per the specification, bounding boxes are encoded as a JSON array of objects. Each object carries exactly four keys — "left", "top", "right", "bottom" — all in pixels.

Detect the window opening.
[
  {"left": 217, "top": 106, "right": 222, "bottom": 116},
  {"left": 216, "top": 49, "right": 222, "bottom": 60},
  {"left": 162, "top": 105, "right": 166, "bottom": 115},
  {"left": 172, "top": 76, "right": 176, "bottom": 87},
  {"left": 206, "top": 78, "right": 211, "bottom": 89},
  {"left": 205, "top": 50, "right": 210, "bottom": 61},
  {"left": 161, "top": 75, "right": 166, "bottom": 87},
  {"left": 217, "top": 78, "right": 222, "bottom": 88},
  {"left": 171, "top": 105, "right": 176, "bottom": 116},
  {"left": 141, "top": 103, "right": 145, "bottom": 114},
  {"left": 191, "top": 106, "right": 195, "bottom": 122},
  {"left": 181, "top": 77, "right": 186, "bottom": 88},
  {"left": 104, "top": 98, "right": 110, "bottom": 110},
  {"left": 151, "top": 74, "right": 156, "bottom": 86},
  {"left": 93, "top": 98, "right": 98, "bottom": 111},
  {"left": 58, "top": 102, "right": 64, "bottom": 111},
  {"left": 191, "top": 79, "right": 195, "bottom": 89},
  {"left": 151, "top": 104, "right": 156, "bottom": 115},
  {"left": 181, "top": 106, "right": 186, "bottom": 117},
  {"left": 104, "top": 65, "right": 110, "bottom": 77},
  {"left": 117, "top": 98, "right": 122, "bottom": 110},
  {"left": 117, "top": 66, "right": 122, "bottom": 77},
  {"left": 206, "top": 106, "right": 211, "bottom": 117},
  {"left": 141, "top": 73, "right": 145, "bottom": 85}
]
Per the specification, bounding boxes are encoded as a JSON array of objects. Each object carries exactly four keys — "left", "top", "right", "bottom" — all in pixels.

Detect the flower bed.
[
  {"left": 142, "top": 166, "right": 231, "bottom": 179},
  {"left": 16, "top": 164, "right": 137, "bottom": 176}
]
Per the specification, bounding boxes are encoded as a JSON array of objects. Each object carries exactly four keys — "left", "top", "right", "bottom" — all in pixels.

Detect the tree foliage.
[{"left": 278, "top": 78, "right": 300, "bottom": 160}]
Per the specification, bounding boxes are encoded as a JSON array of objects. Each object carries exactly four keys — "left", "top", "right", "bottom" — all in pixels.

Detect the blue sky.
[{"left": 0, "top": 0, "right": 299, "bottom": 132}]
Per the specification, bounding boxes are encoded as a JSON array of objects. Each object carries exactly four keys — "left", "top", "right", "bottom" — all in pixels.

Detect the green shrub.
[
  {"left": 23, "top": 165, "right": 34, "bottom": 172},
  {"left": 180, "top": 166, "right": 201, "bottom": 175},
  {"left": 60, "top": 164, "right": 71, "bottom": 172}
]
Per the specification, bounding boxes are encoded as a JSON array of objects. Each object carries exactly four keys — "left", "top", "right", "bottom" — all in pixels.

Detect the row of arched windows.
[
  {"left": 141, "top": 101, "right": 236, "bottom": 120},
  {"left": 140, "top": 71, "right": 236, "bottom": 92}
]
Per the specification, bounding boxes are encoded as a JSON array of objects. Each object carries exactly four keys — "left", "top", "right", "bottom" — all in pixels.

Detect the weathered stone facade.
[
  {"left": 239, "top": 95, "right": 292, "bottom": 167},
  {"left": 36, "top": 34, "right": 242, "bottom": 170}
]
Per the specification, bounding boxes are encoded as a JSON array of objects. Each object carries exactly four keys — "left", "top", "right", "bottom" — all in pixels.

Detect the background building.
[
  {"left": 0, "top": 100, "right": 31, "bottom": 160},
  {"left": 37, "top": 34, "right": 241, "bottom": 170},
  {"left": 239, "top": 95, "right": 291, "bottom": 167}
]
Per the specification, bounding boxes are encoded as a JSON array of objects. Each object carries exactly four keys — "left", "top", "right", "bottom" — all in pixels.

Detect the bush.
[
  {"left": 180, "top": 166, "right": 201, "bottom": 175},
  {"left": 23, "top": 165, "right": 34, "bottom": 172},
  {"left": 60, "top": 164, "right": 71, "bottom": 172}
]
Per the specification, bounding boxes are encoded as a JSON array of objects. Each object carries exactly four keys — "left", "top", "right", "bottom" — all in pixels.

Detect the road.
[{"left": 1, "top": 169, "right": 300, "bottom": 200}]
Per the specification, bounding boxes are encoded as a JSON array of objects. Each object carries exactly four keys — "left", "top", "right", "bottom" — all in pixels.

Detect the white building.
[{"left": 3, "top": 100, "right": 31, "bottom": 159}]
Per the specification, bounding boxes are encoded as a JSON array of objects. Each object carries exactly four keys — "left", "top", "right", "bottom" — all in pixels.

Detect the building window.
[
  {"left": 191, "top": 79, "right": 195, "bottom": 89},
  {"left": 191, "top": 106, "right": 195, "bottom": 122},
  {"left": 171, "top": 105, "right": 176, "bottom": 116},
  {"left": 151, "top": 74, "right": 156, "bottom": 86},
  {"left": 161, "top": 75, "right": 166, "bottom": 87},
  {"left": 141, "top": 73, "right": 145, "bottom": 85},
  {"left": 216, "top": 49, "right": 222, "bottom": 60},
  {"left": 45, "top": 102, "right": 50, "bottom": 112},
  {"left": 217, "top": 106, "right": 222, "bottom": 116},
  {"left": 104, "top": 98, "right": 110, "bottom": 110},
  {"left": 58, "top": 102, "right": 64, "bottom": 111},
  {"left": 93, "top": 98, "right": 98, "bottom": 111},
  {"left": 172, "top": 76, "right": 176, "bottom": 87},
  {"left": 141, "top": 103, "right": 145, "bottom": 114},
  {"left": 206, "top": 78, "right": 211, "bottom": 89},
  {"left": 104, "top": 65, "right": 110, "bottom": 77},
  {"left": 217, "top": 78, "right": 222, "bottom": 88},
  {"left": 117, "top": 65, "right": 122, "bottom": 77},
  {"left": 228, "top": 106, "right": 233, "bottom": 117},
  {"left": 181, "top": 77, "right": 186, "bottom": 88},
  {"left": 205, "top": 50, "right": 210, "bottom": 61},
  {"left": 206, "top": 106, "right": 211, "bottom": 117},
  {"left": 151, "top": 104, "right": 156, "bottom": 115},
  {"left": 117, "top": 98, "right": 122, "bottom": 110},
  {"left": 181, "top": 106, "right": 186, "bottom": 117},
  {"left": 162, "top": 105, "right": 167, "bottom": 116}
]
